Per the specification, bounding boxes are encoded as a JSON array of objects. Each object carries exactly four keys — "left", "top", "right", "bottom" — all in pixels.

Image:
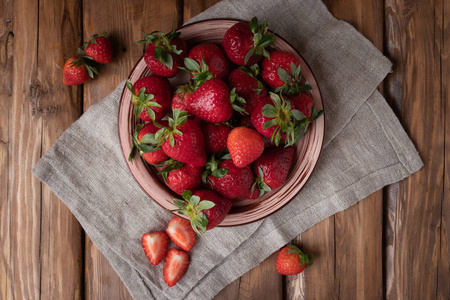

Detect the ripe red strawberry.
[
  {"left": 275, "top": 245, "right": 314, "bottom": 275},
  {"left": 202, "top": 123, "right": 231, "bottom": 154},
  {"left": 172, "top": 190, "right": 231, "bottom": 234},
  {"left": 222, "top": 17, "right": 276, "bottom": 66},
  {"left": 207, "top": 159, "right": 254, "bottom": 199},
  {"left": 287, "top": 92, "right": 314, "bottom": 120},
  {"left": 253, "top": 146, "right": 294, "bottom": 196},
  {"left": 252, "top": 93, "right": 317, "bottom": 146},
  {"left": 227, "top": 127, "right": 264, "bottom": 168},
  {"left": 63, "top": 56, "right": 97, "bottom": 86},
  {"left": 171, "top": 84, "right": 194, "bottom": 112},
  {"left": 126, "top": 77, "right": 172, "bottom": 121},
  {"left": 84, "top": 32, "right": 113, "bottom": 64},
  {"left": 163, "top": 248, "right": 189, "bottom": 287},
  {"left": 128, "top": 121, "right": 169, "bottom": 165},
  {"left": 141, "top": 231, "right": 169, "bottom": 266},
  {"left": 189, "top": 79, "right": 243, "bottom": 123},
  {"left": 139, "top": 30, "right": 187, "bottom": 77},
  {"left": 261, "top": 51, "right": 312, "bottom": 95},
  {"left": 156, "top": 109, "right": 206, "bottom": 167},
  {"left": 165, "top": 216, "right": 196, "bottom": 251},
  {"left": 159, "top": 160, "right": 203, "bottom": 195},
  {"left": 228, "top": 65, "right": 268, "bottom": 114},
  {"left": 184, "top": 43, "right": 229, "bottom": 80}
]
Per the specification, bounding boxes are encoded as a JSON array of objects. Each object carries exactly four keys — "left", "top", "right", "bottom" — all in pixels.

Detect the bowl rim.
[{"left": 118, "top": 18, "right": 326, "bottom": 227}]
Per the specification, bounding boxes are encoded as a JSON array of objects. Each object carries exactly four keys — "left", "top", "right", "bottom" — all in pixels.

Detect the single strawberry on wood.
[
  {"left": 63, "top": 56, "right": 98, "bottom": 86},
  {"left": 139, "top": 30, "right": 187, "bottom": 77},
  {"left": 126, "top": 76, "right": 172, "bottom": 121},
  {"left": 141, "top": 231, "right": 169, "bottom": 266},
  {"left": 163, "top": 248, "right": 190, "bottom": 287},
  {"left": 222, "top": 17, "right": 276, "bottom": 66},
  {"left": 275, "top": 245, "right": 314, "bottom": 275},
  {"left": 83, "top": 32, "right": 113, "bottom": 64}
]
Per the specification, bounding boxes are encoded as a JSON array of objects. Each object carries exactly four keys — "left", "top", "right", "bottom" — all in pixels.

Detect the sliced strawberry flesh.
[
  {"left": 141, "top": 232, "right": 168, "bottom": 266},
  {"left": 163, "top": 248, "right": 189, "bottom": 287},
  {"left": 165, "top": 216, "right": 196, "bottom": 251}
]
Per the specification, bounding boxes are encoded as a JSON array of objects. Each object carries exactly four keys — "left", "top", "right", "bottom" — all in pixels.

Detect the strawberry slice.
[
  {"left": 141, "top": 232, "right": 169, "bottom": 266},
  {"left": 163, "top": 248, "right": 189, "bottom": 287},
  {"left": 165, "top": 216, "right": 196, "bottom": 251}
]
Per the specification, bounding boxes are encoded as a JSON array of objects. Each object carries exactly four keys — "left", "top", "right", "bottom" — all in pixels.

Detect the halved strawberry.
[
  {"left": 165, "top": 216, "right": 196, "bottom": 251},
  {"left": 141, "top": 232, "right": 169, "bottom": 266},
  {"left": 163, "top": 248, "right": 189, "bottom": 287}
]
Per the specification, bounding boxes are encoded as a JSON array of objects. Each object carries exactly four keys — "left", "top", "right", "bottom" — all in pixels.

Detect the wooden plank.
[
  {"left": 36, "top": 0, "right": 84, "bottom": 298},
  {"left": 183, "top": 0, "right": 220, "bottom": 20},
  {"left": 439, "top": 1, "right": 450, "bottom": 298},
  {"left": 0, "top": 0, "right": 14, "bottom": 299},
  {"left": 385, "top": 0, "right": 445, "bottom": 298},
  {"left": 3, "top": 0, "right": 41, "bottom": 299},
  {"left": 286, "top": 1, "right": 385, "bottom": 299},
  {"left": 82, "top": 1, "right": 181, "bottom": 299},
  {"left": 287, "top": 218, "right": 336, "bottom": 299}
]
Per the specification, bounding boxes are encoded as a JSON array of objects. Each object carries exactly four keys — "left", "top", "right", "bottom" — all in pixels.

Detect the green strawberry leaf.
[
  {"left": 212, "top": 168, "right": 229, "bottom": 178},
  {"left": 196, "top": 200, "right": 216, "bottom": 212},
  {"left": 244, "top": 48, "right": 256, "bottom": 65}
]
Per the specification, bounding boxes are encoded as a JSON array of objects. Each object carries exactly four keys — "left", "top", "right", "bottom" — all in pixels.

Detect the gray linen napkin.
[{"left": 32, "top": 0, "right": 423, "bottom": 299}]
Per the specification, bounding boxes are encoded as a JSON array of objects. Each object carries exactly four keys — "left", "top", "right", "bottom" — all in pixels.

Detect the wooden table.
[{"left": 1, "top": 0, "right": 448, "bottom": 299}]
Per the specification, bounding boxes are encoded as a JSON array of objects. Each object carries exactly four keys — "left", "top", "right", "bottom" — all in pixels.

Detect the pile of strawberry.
[
  {"left": 136, "top": 17, "right": 320, "bottom": 286},
  {"left": 63, "top": 32, "right": 113, "bottom": 85}
]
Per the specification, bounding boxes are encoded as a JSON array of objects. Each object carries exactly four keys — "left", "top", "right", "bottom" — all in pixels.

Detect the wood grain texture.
[
  {"left": 385, "top": 0, "right": 446, "bottom": 298},
  {"left": 37, "top": 0, "right": 84, "bottom": 298},
  {"left": 2, "top": 0, "right": 43, "bottom": 298},
  {"left": 439, "top": 1, "right": 450, "bottom": 298},
  {"left": 82, "top": 0, "right": 180, "bottom": 299},
  {"left": 0, "top": 0, "right": 13, "bottom": 299},
  {"left": 183, "top": 0, "right": 220, "bottom": 20}
]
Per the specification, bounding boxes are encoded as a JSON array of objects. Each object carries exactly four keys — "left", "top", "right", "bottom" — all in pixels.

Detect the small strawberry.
[
  {"left": 188, "top": 79, "right": 246, "bottom": 123},
  {"left": 62, "top": 56, "right": 98, "bottom": 86},
  {"left": 228, "top": 65, "right": 268, "bottom": 114},
  {"left": 83, "top": 32, "right": 113, "bottom": 64},
  {"left": 158, "top": 159, "right": 203, "bottom": 195},
  {"left": 163, "top": 248, "right": 189, "bottom": 287},
  {"left": 126, "top": 77, "right": 172, "bottom": 121},
  {"left": 165, "top": 216, "right": 196, "bottom": 251},
  {"left": 155, "top": 109, "right": 206, "bottom": 167},
  {"left": 128, "top": 121, "right": 169, "bottom": 165},
  {"left": 207, "top": 159, "right": 254, "bottom": 199},
  {"left": 202, "top": 123, "right": 231, "bottom": 154},
  {"left": 139, "top": 30, "right": 187, "bottom": 77},
  {"left": 227, "top": 127, "right": 264, "bottom": 168},
  {"left": 251, "top": 93, "right": 316, "bottom": 146},
  {"left": 275, "top": 245, "right": 314, "bottom": 275},
  {"left": 141, "top": 231, "right": 169, "bottom": 266},
  {"left": 252, "top": 146, "right": 294, "bottom": 197},
  {"left": 172, "top": 190, "right": 231, "bottom": 235},
  {"left": 261, "top": 51, "right": 312, "bottom": 94},
  {"left": 171, "top": 84, "right": 195, "bottom": 112},
  {"left": 222, "top": 17, "right": 276, "bottom": 66},
  {"left": 183, "top": 43, "right": 229, "bottom": 80}
]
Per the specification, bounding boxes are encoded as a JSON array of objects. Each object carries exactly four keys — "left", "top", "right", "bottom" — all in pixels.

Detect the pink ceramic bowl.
[{"left": 118, "top": 19, "right": 325, "bottom": 226}]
